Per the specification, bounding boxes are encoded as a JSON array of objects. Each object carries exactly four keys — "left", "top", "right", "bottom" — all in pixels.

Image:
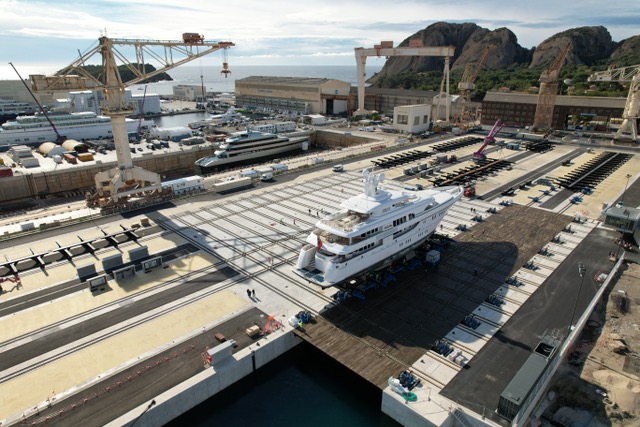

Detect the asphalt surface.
[
  {"left": 23, "top": 307, "right": 269, "bottom": 427},
  {"left": 0, "top": 267, "right": 238, "bottom": 376},
  {"left": 440, "top": 225, "right": 618, "bottom": 423}
]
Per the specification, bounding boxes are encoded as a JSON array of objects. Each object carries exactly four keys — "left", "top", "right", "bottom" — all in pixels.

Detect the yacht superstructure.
[
  {"left": 0, "top": 111, "right": 152, "bottom": 147},
  {"left": 295, "top": 170, "right": 462, "bottom": 287},
  {"left": 195, "top": 130, "right": 308, "bottom": 173}
]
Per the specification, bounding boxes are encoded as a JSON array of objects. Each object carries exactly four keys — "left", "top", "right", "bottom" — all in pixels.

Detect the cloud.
[{"left": 0, "top": 0, "right": 638, "bottom": 78}]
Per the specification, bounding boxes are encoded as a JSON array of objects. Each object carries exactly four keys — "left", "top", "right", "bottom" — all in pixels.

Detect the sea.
[
  {"left": 167, "top": 343, "right": 401, "bottom": 427},
  {"left": 131, "top": 64, "right": 384, "bottom": 96},
  {"left": 158, "top": 65, "right": 400, "bottom": 427}
]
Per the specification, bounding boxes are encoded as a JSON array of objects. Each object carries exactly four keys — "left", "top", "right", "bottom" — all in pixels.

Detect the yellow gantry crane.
[
  {"left": 532, "top": 41, "right": 572, "bottom": 131},
  {"left": 29, "top": 34, "right": 234, "bottom": 207},
  {"left": 588, "top": 64, "right": 640, "bottom": 142}
]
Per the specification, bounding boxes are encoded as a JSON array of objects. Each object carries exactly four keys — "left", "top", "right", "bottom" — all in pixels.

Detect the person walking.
[
  {"left": 247, "top": 289, "right": 252, "bottom": 298},
  {"left": 251, "top": 289, "right": 256, "bottom": 298}
]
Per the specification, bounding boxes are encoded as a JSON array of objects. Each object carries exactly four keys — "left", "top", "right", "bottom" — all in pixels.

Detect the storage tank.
[
  {"left": 38, "top": 142, "right": 65, "bottom": 158},
  {"left": 62, "top": 139, "right": 89, "bottom": 153}
]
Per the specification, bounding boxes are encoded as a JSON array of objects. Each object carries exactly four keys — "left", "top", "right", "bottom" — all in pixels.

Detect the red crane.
[{"left": 473, "top": 119, "right": 504, "bottom": 161}]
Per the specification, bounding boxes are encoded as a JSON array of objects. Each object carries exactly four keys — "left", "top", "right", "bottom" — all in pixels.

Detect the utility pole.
[
  {"left": 568, "top": 262, "right": 586, "bottom": 335},
  {"left": 622, "top": 173, "right": 632, "bottom": 205}
]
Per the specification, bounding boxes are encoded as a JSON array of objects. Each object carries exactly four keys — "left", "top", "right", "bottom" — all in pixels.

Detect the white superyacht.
[{"left": 294, "top": 169, "right": 462, "bottom": 287}]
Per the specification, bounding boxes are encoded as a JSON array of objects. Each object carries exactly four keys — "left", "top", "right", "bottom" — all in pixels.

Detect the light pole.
[
  {"left": 622, "top": 173, "right": 632, "bottom": 205},
  {"left": 568, "top": 262, "right": 586, "bottom": 335}
]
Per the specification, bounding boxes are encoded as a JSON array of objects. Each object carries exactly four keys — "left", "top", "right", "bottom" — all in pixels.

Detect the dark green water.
[{"left": 166, "top": 342, "right": 402, "bottom": 427}]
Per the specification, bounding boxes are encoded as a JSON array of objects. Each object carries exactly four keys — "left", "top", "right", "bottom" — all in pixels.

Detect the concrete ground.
[{"left": 0, "top": 132, "right": 638, "bottom": 426}]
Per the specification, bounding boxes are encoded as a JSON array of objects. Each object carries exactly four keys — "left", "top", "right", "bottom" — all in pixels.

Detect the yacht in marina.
[
  {"left": 0, "top": 111, "right": 153, "bottom": 148},
  {"left": 294, "top": 169, "right": 463, "bottom": 287},
  {"left": 195, "top": 130, "right": 308, "bottom": 174}
]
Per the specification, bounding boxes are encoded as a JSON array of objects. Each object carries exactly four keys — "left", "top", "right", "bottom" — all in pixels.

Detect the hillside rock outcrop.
[
  {"left": 369, "top": 22, "right": 638, "bottom": 85},
  {"left": 529, "top": 26, "right": 615, "bottom": 68}
]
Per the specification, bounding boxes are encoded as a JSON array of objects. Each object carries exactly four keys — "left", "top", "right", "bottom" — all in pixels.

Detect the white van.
[
  {"left": 332, "top": 164, "right": 344, "bottom": 172},
  {"left": 260, "top": 171, "right": 273, "bottom": 181}
]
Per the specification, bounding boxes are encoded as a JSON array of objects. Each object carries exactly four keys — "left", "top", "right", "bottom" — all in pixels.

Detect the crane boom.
[
  {"left": 473, "top": 119, "right": 504, "bottom": 160},
  {"left": 29, "top": 35, "right": 234, "bottom": 207},
  {"left": 589, "top": 64, "right": 640, "bottom": 142}
]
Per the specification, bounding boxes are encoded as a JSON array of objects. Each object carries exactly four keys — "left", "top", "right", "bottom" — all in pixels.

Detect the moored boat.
[
  {"left": 0, "top": 111, "right": 152, "bottom": 148},
  {"left": 195, "top": 130, "right": 308, "bottom": 174}
]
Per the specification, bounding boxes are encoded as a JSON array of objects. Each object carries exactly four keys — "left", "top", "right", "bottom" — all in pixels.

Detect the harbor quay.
[{"left": 0, "top": 130, "right": 638, "bottom": 427}]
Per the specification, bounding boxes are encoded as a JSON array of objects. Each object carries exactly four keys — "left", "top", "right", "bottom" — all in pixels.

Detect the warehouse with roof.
[
  {"left": 235, "top": 76, "right": 351, "bottom": 116},
  {"left": 482, "top": 92, "right": 626, "bottom": 129}
]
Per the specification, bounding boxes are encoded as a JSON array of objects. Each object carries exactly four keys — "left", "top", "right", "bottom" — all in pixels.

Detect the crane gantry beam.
[
  {"left": 589, "top": 64, "right": 640, "bottom": 142},
  {"left": 354, "top": 41, "right": 455, "bottom": 118},
  {"left": 30, "top": 35, "right": 234, "bottom": 207}
]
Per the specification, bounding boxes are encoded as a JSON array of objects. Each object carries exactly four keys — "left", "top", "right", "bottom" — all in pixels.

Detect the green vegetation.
[{"left": 373, "top": 63, "right": 629, "bottom": 99}]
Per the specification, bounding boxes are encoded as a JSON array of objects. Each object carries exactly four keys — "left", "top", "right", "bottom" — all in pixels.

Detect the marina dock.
[{"left": 0, "top": 131, "right": 637, "bottom": 427}]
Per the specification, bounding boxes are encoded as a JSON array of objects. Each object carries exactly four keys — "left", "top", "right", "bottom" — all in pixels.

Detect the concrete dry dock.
[
  {"left": 292, "top": 205, "right": 575, "bottom": 392},
  {"left": 0, "top": 134, "right": 637, "bottom": 426}
]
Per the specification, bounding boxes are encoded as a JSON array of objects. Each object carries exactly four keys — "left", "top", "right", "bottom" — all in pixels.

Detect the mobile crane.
[{"left": 473, "top": 119, "right": 504, "bottom": 161}]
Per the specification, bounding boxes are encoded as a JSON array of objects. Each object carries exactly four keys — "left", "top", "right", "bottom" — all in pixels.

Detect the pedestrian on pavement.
[
  {"left": 252, "top": 289, "right": 256, "bottom": 298},
  {"left": 247, "top": 289, "right": 252, "bottom": 298}
]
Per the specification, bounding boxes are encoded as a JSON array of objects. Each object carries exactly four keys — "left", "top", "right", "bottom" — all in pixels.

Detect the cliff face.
[
  {"left": 369, "top": 22, "right": 638, "bottom": 84},
  {"left": 529, "top": 26, "right": 615, "bottom": 68},
  {"left": 609, "top": 35, "right": 640, "bottom": 65},
  {"left": 453, "top": 27, "right": 530, "bottom": 71},
  {"left": 372, "top": 22, "right": 482, "bottom": 78}
]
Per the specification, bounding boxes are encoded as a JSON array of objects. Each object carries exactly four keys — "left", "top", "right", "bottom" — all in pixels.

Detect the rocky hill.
[{"left": 368, "top": 22, "right": 639, "bottom": 85}]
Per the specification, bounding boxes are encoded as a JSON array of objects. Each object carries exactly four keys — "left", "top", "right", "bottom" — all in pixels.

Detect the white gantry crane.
[
  {"left": 29, "top": 34, "right": 234, "bottom": 207},
  {"left": 354, "top": 40, "right": 455, "bottom": 118},
  {"left": 588, "top": 64, "right": 640, "bottom": 142}
]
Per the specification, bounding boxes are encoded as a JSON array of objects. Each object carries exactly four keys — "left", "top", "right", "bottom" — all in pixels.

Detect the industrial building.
[
  {"left": 172, "top": 84, "right": 206, "bottom": 102},
  {"left": 235, "top": 76, "right": 351, "bottom": 115},
  {"left": 392, "top": 104, "right": 432, "bottom": 134},
  {"left": 481, "top": 92, "right": 626, "bottom": 129}
]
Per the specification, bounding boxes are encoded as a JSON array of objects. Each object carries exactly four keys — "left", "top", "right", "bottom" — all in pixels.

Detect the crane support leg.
[
  {"left": 354, "top": 51, "right": 368, "bottom": 115},
  {"left": 94, "top": 112, "right": 161, "bottom": 202},
  {"left": 616, "top": 76, "right": 639, "bottom": 142}
]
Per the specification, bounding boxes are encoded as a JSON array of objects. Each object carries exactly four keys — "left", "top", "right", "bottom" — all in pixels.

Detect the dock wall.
[
  {"left": 382, "top": 392, "right": 456, "bottom": 427},
  {"left": 315, "top": 130, "right": 371, "bottom": 148},
  {"left": 0, "top": 130, "right": 361, "bottom": 205},
  {"left": 111, "top": 331, "right": 300, "bottom": 427},
  {"left": 0, "top": 146, "right": 216, "bottom": 203}
]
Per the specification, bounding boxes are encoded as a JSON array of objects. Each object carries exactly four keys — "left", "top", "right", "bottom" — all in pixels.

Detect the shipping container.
[
  {"left": 213, "top": 176, "right": 253, "bottom": 193},
  {"left": 64, "top": 153, "right": 77, "bottom": 164}
]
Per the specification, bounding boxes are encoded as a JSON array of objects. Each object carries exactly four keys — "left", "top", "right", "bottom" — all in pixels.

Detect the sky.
[{"left": 0, "top": 0, "right": 639, "bottom": 79}]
